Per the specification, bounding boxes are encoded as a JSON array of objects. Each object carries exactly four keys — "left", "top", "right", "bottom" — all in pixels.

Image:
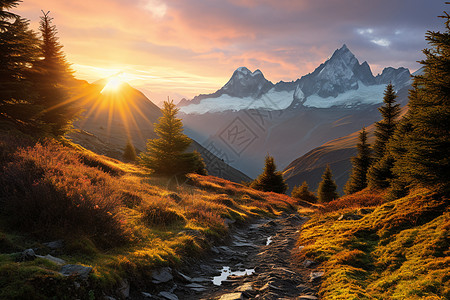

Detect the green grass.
[{"left": 297, "top": 189, "right": 449, "bottom": 299}]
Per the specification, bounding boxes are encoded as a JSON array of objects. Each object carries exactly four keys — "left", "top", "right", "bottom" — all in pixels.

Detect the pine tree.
[
  {"left": 317, "top": 165, "right": 339, "bottom": 203},
  {"left": 344, "top": 127, "right": 372, "bottom": 194},
  {"left": 292, "top": 181, "right": 317, "bottom": 203},
  {"left": 372, "top": 84, "right": 401, "bottom": 160},
  {"left": 251, "top": 155, "right": 288, "bottom": 194},
  {"left": 34, "top": 11, "right": 77, "bottom": 135},
  {"left": 139, "top": 100, "right": 206, "bottom": 177},
  {"left": 123, "top": 140, "right": 137, "bottom": 162},
  {"left": 0, "top": 1, "right": 39, "bottom": 107},
  {"left": 392, "top": 7, "right": 450, "bottom": 194}
]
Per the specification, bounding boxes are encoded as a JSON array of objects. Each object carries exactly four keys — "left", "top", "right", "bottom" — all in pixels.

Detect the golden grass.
[
  {"left": 296, "top": 188, "right": 449, "bottom": 299},
  {"left": 0, "top": 131, "right": 297, "bottom": 298}
]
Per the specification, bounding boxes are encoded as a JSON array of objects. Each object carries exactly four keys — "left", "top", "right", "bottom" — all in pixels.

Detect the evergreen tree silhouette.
[
  {"left": 372, "top": 84, "right": 400, "bottom": 160},
  {"left": 139, "top": 100, "right": 206, "bottom": 177},
  {"left": 317, "top": 165, "right": 339, "bottom": 203},
  {"left": 0, "top": 1, "right": 39, "bottom": 112},
  {"left": 34, "top": 11, "right": 78, "bottom": 135},
  {"left": 251, "top": 155, "right": 288, "bottom": 194},
  {"left": 292, "top": 181, "right": 317, "bottom": 203},
  {"left": 392, "top": 7, "right": 450, "bottom": 194},
  {"left": 345, "top": 127, "right": 372, "bottom": 194}
]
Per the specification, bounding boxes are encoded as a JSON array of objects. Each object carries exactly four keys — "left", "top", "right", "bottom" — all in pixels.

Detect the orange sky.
[{"left": 14, "top": 0, "right": 446, "bottom": 104}]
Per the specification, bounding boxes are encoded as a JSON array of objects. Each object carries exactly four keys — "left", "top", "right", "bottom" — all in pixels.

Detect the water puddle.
[
  {"left": 266, "top": 236, "right": 272, "bottom": 245},
  {"left": 212, "top": 266, "right": 255, "bottom": 286}
]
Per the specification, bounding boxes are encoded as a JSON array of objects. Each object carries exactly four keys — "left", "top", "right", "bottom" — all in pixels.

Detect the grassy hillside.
[
  {"left": 296, "top": 189, "right": 449, "bottom": 299},
  {"left": 0, "top": 129, "right": 295, "bottom": 299}
]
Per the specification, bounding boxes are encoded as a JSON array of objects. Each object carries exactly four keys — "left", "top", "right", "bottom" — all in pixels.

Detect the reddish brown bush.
[{"left": 323, "top": 189, "right": 385, "bottom": 212}]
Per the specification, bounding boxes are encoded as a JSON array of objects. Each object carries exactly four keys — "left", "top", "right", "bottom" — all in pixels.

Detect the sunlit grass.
[
  {"left": 0, "top": 131, "right": 297, "bottom": 298},
  {"left": 296, "top": 188, "right": 449, "bottom": 299}
]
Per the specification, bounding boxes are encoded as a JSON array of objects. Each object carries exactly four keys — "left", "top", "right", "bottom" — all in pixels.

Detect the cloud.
[
  {"left": 13, "top": 0, "right": 448, "bottom": 100},
  {"left": 143, "top": 0, "right": 167, "bottom": 18},
  {"left": 371, "top": 38, "right": 391, "bottom": 47}
]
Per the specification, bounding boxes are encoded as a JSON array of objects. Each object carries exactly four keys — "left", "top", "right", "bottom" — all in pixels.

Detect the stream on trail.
[{"left": 129, "top": 214, "right": 322, "bottom": 300}]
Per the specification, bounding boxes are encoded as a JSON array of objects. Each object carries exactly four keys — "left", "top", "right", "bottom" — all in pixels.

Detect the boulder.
[
  {"left": 20, "top": 249, "right": 36, "bottom": 261},
  {"left": 60, "top": 264, "right": 92, "bottom": 279},
  {"left": 152, "top": 267, "right": 173, "bottom": 284}
]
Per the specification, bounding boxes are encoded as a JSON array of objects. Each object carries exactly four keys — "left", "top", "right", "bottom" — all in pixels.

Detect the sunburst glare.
[{"left": 101, "top": 74, "right": 125, "bottom": 94}]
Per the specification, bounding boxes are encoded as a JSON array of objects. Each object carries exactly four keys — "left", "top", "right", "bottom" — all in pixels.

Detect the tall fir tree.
[
  {"left": 372, "top": 84, "right": 401, "bottom": 160},
  {"left": 292, "top": 181, "right": 317, "bottom": 203},
  {"left": 0, "top": 1, "right": 39, "bottom": 107},
  {"left": 344, "top": 127, "right": 372, "bottom": 194},
  {"left": 34, "top": 11, "right": 77, "bottom": 135},
  {"left": 139, "top": 100, "right": 206, "bottom": 177},
  {"left": 251, "top": 155, "right": 288, "bottom": 194},
  {"left": 317, "top": 165, "right": 339, "bottom": 203},
  {"left": 392, "top": 7, "right": 450, "bottom": 194}
]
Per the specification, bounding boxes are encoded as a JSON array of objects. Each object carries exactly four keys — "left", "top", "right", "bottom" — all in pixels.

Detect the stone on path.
[
  {"left": 158, "top": 291, "right": 179, "bottom": 300},
  {"left": 309, "top": 271, "right": 324, "bottom": 282},
  {"left": 152, "top": 267, "right": 173, "bottom": 284}
]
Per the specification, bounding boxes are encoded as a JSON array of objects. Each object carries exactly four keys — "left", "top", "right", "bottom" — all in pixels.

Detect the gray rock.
[
  {"left": 20, "top": 249, "right": 36, "bottom": 261},
  {"left": 118, "top": 279, "right": 130, "bottom": 298},
  {"left": 218, "top": 292, "right": 244, "bottom": 300},
  {"left": 60, "top": 264, "right": 92, "bottom": 279},
  {"left": 141, "top": 292, "right": 153, "bottom": 298},
  {"left": 176, "top": 271, "right": 192, "bottom": 282},
  {"left": 36, "top": 254, "right": 66, "bottom": 265},
  {"left": 43, "top": 240, "right": 64, "bottom": 250},
  {"left": 190, "top": 277, "right": 210, "bottom": 283},
  {"left": 309, "top": 271, "right": 324, "bottom": 282},
  {"left": 103, "top": 297, "right": 117, "bottom": 300},
  {"left": 158, "top": 291, "right": 179, "bottom": 300},
  {"left": 186, "top": 283, "right": 206, "bottom": 291},
  {"left": 152, "top": 267, "right": 173, "bottom": 284},
  {"left": 302, "top": 260, "right": 315, "bottom": 268}
]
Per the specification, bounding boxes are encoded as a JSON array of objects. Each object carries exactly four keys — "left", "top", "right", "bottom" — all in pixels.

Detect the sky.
[{"left": 14, "top": 0, "right": 448, "bottom": 104}]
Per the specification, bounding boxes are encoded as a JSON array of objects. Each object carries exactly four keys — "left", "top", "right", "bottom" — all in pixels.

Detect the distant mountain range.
[
  {"left": 178, "top": 45, "right": 413, "bottom": 186},
  {"left": 179, "top": 45, "right": 411, "bottom": 113}
]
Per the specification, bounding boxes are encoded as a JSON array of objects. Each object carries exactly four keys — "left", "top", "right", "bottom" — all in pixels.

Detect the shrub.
[
  {"left": 292, "top": 181, "right": 318, "bottom": 203},
  {"left": 141, "top": 202, "right": 185, "bottom": 228},
  {"left": 0, "top": 141, "right": 129, "bottom": 247},
  {"left": 323, "top": 189, "right": 385, "bottom": 212}
]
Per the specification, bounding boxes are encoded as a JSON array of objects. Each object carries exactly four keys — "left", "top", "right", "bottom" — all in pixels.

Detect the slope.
[
  {"left": 0, "top": 127, "right": 295, "bottom": 299},
  {"left": 296, "top": 189, "right": 449, "bottom": 299},
  {"left": 283, "top": 86, "right": 410, "bottom": 194}
]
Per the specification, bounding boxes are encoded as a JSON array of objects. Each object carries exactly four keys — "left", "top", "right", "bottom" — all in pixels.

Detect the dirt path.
[{"left": 131, "top": 213, "right": 320, "bottom": 300}]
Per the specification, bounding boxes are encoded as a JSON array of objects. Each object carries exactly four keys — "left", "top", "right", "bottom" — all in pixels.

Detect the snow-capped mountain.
[{"left": 179, "top": 45, "right": 411, "bottom": 114}]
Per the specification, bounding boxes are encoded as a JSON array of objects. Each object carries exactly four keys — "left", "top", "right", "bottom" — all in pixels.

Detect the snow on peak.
[{"left": 236, "top": 67, "right": 250, "bottom": 75}]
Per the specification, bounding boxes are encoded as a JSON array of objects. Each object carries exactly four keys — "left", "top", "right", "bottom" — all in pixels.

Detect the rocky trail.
[{"left": 131, "top": 213, "right": 322, "bottom": 300}]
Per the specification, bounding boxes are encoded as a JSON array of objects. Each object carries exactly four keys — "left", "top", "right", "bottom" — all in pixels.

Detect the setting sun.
[{"left": 101, "top": 76, "right": 124, "bottom": 94}]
